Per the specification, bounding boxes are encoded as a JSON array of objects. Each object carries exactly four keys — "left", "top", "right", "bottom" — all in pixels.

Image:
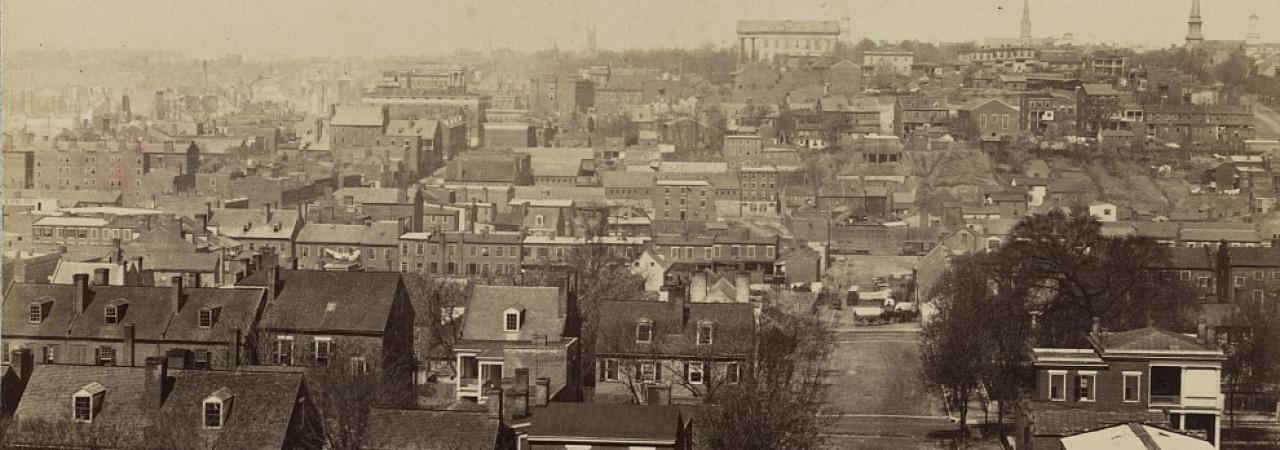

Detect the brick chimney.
[
  {"left": 1196, "top": 317, "right": 1208, "bottom": 345},
  {"left": 534, "top": 377, "right": 551, "bottom": 407},
  {"left": 267, "top": 265, "right": 280, "bottom": 304},
  {"left": 1091, "top": 317, "right": 1101, "bottom": 338},
  {"left": 510, "top": 368, "right": 530, "bottom": 418},
  {"left": 10, "top": 348, "right": 33, "bottom": 384},
  {"left": 172, "top": 276, "right": 186, "bottom": 311},
  {"left": 486, "top": 387, "right": 505, "bottom": 420},
  {"left": 230, "top": 328, "right": 242, "bottom": 368},
  {"left": 123, "top": 323, "right": 137, "bottom": 366},
  {"left": 166, "top": 348, "right": 190, "bottom": 370},
  {"left": 734, "top": 272, "right": 750, "bottom": 303},
  {"left": 73, "top": 274, "right": 91, "bottom": 314},
  {"left": 93, "top": 268, "right": 110, "bottom": 286},
  {"left": 144, "top": 357, "right": 168, "bottom": 409}
]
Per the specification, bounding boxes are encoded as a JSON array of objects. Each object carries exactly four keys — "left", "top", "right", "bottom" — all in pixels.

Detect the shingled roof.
[
  {"left": 1089, "top": 327, "right": 1223, "bottom": 358},
  {"left": 240, "top": 269, "right": 406, "bottom": 334},
  {"left": 596, "top": 300, "right": 755, "bottom": 358},
  {"left": 526, "top": 403, "right": 683, "bottom": 445},
  {"left": 460, "top": 285, "right": 566, "bottom": 342},
  {"left": 363, "top": 409, "right": 503, "bottom": 450},
  {"left": 1024, "top": 400, "right": 1167, "bottom": 438},
  {"left": 3, "top": 365, "right": 306, "bottom": 450}
]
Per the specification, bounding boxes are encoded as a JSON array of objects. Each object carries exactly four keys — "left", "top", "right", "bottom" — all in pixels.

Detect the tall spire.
[
  {"left": 1020, "top": 0, "right": 1032, "bottom": 40},
  {"left": 1185, "top": 0, "right": 1204, "bottom": 46},
  {"left": 1247, "top": 12, "right": 1261, "bottom": 42}
]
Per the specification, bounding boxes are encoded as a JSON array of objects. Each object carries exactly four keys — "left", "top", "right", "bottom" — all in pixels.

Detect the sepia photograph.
[{"left": 1, "top": 1, "right": 1279, "bottom": 448}]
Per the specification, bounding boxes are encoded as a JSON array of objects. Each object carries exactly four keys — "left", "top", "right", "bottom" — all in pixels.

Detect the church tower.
[
  {"left": 1246, "top": 12, "right": 1261, "bottom": 43},
  {"left": 1020, "top": 0, "right": 1032, "bottom": 40},
  {"left": 1185, "top": 0, "right": 1204, "bottom": 47}
]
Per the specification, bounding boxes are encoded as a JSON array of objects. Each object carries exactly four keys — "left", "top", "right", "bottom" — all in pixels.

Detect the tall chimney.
[
  {"left": 10, "top": 348, "right": 33, "bottom": 384},
  {"left": 262, "top": 202, "right": 273, "bottom": 222},
  {"left": 144, "top": 357, "right": 168, "bottom": 409},
  {"left": 93, "top": 268, "right": 110, "bottom": 286},
  {"left": 1196, "top": 317, "right": 1208, "bottom": 344},
  {"left": 230, "top": 328, "right": 243, "bottom": 369},
  {"left": 513, "top": 368, "right": 531, "bottom": 418},
  {"left": 73, "top": 274, "right": 91, "bottom": 314},
  {"left": 172, "top": 276, "right": 186, "bottom": 311},
  {"left": 534, "top": 377, "right": 551, "bottom": 407},
  {"left": 123, "top": 324, "right": 137, "bottom": 366},
  {"left": 487, "top": 387, "right": 505, "bottom": 420},
  {"left": 267, "top": 265, "right": 280, "bottom": 304}
]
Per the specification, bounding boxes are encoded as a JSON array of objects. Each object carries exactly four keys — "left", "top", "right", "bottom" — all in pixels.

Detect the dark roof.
[
  {"left": 240, "top": 269, "right": 405, "bottom": 334},
  {"left": 1026, "top": 401, "right": 1167, "bottom": 437},
  {"left": 2, "top": 283, "right": 263, "bottom": 342},
  {"left": 363, "top": 409, "right": 501, "bottom": 450},
  {"left": 1148, "top": 247, "right": 1212, "bottom": 270},
  {"left": 1090, "top": 327, "right": 1223, "bottom": 357},
  {"left": 596, "top": 300, "right": 755, "bottom": 358},
  {"left": 1228, "top": 247, "right": 1280, "bottom": 267},
  {"left": 460, "top": 285, "right": 565, "bottom": 342},
  {"left": 4, "top": 365, "right": 304, "bottom": 450},
  {"left": 527, "top": 403, "right": 682, "bottom": 444}
]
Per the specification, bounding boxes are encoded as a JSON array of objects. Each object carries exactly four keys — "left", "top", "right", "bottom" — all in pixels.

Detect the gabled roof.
[
  {"left": 1025, "top": 401, "right": 1167, "bottom": 438},
  {"left": 384, "top": 119, "right": 440, "bottom": 137},
  {"left": 3, "top": 365, "right": 304, "bottom": 450},
  {"left": 331, "top": 105, "right": 385, "bottom": 127},
  {"left": 460, "top": 285, "right": 565, "bottom": 342},
  {"left": 296, "top": 221, "right": 401, "bottom": 246},
  {"left": 333, "top": 187, "right": 407, "bottom": 205},
  {"left": 1179, "top": 227, "right": 1261, "bottom": 243},
  {"left": 1148, "top": 247, "right": 1212, "bottom": 270},
  {"left": 240, "top": 269, "right": 405, "bottom": 334},
  {"left": 363, "top": 409, "right": 501, "bottom": 450},
  {"left": 1081, "top": 83, "right": 1120, "bottom": 96},
  {"left": 596, "top": 300, "right": 755, "bottom": 358},
  {"left": 50, "top": 261, "right": 128, "bottom": 285},
  {"left": 1226, "top": 247, "right": 1280, "bottom": 267},
  {"left": 208, "top": 208, "right": 301, "bottom": 241},
  {"left": 1, "top": 283, "right": 263, "bottom": 342},
  {"left": 527, "top": 403, "right": 682, "bottom": 444}
]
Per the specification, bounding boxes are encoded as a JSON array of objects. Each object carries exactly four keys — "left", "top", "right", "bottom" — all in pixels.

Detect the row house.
[
  {"left": 1020, "top": 91, "right": 1077, "bottom": 138},
  {"left": 1017, "top": 321, "right": 1224, "bottom": 449},
  {"left": 738, "top": 166, "right": 784, "bottom": 216},
  {"left": 723, "top": 135, "right": 764, "bottom": 169},
  {"left": 239, "top": 269, "right": 415, "bottom": 396},
  {"left": 1075, "top": 83, "right": 1125, "bottom": 136},
  {"left": 2, "top": 138, "right": 149, "bottom": 192},
  {"left": 959, "top": 47, "right": 1039, "bottom": 72},
  {"left": 294, "top": 221, "right": 402, "bottom": 271},
  {"left": 651, "top": 180, "right": 717, "bottom": 235},
  {"left": 594, "top": 295, "right": 755, "bottom": 405},
  {"left": 1142, "top": 104, "right": 1256, "bottom": 146},
  {"left": 817, "top": 96, "right": 881, "bottom": 137},
  {"left": 893, "top": 97, "right": 951, "bottom": 137},
  {"left": 1, "top": 360, "right": 319, "bottom": 449},
  {"left": 651, "top": 228, "right": 782, "bottom": 282},
  {"left": 398, "top": 230, "right": 525, "bottom": 277},
  {"left": 1140, "top": 247, "right": 1217, "bottom": 301},
  {"left": 29, "top": 214, "right": 156, "bottom": 247},
  {"left": 205, "top": 204, "right": 303, "bottom": 259},
  {"left": 2, "top": 273, "right": 263, "bottom": 370},
  {"left": 306, "top": 187, "right": 424, "bottom": 232},
  {"left": 521, "top": 235, "right": 649, "bottom": 269},
  {"left": 1220, "top": 246, "right": 1280, "bottom": 304},
  {"left": 454, "top": 285, "right": 579, "bottom": 404}
]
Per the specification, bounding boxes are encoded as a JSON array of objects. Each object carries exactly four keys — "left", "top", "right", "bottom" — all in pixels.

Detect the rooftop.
[{"left": 527, "top": 403, "right": 682, "bottom": 444}]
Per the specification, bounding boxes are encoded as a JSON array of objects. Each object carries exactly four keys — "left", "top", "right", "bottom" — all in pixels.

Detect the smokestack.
[
  {"left": 172, "top": 276, "right": 186, "bottom": 311},
  {"left": 73, "top": 274, "right": 91, "bottom": 314},
  {"left": 144, "top": 357, "right": 168, "bottom": 409}
]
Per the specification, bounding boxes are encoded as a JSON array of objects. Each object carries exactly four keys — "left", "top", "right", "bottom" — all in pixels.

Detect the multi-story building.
[
  {"left": 363, "top": 84, "right": 489, "bottom": 148},
  {"left": 1, "top": 273, "right": 263, "bottom": 370},
  {"left": 1017, "top": 322, "right": 1225, "bottom": 449},
  {"left": 1221, "top": 246, "right": 1280, "bottom": 304},
  {"left": 380, "top": 65, "right": 470, "bottom": 91},
  {"left": 723, "top": 135, "right": 764, "bottom": 169},
  {"left": 240, "top": 269, "right": 415, "bottom": 395},
  {"left": 1141, "top": 247, "right": 1217, "bottom": 301},
  {"left": 957, "top": 98, "right": 1020, "bottom": 143},
  {"left": 862, "top": 51, "right": 915, "bottom": 76},
  {"left": 454, "top": 285, "right": 579, "bottom": 404},
  {"left": 738, "top": 166, "right": 782, "bottom": 216},
  {"left": 736, "top": 20, "right": 841, "bottom": 63},
  {"left": 1021, "top": 91, "right": 1077, "bottom": 137},
  {"left": 959, "top": 47, "right": 1040, "bottom": 72},
  {"left": 1142, "top": 104, "right": 1255, "bottom": 146},
  {"left": 1076, "top": 83, "right": 1125, "bottom": 135},
  {"left": 294, "top": 221, "right": 402, "bottom": 271},
  {"left": 893, "top": 97, "right": 950, "bottom": 137},
  {"left": 444, "top": 151, "right": 534, "bottom": 186},
  {"left": 397, "top": 230, "right": 524, "bottom": 277},
  {"left": 528, "top": 75, "right": 594, "bottom": 122},
  {"left": 652, "top": 180, "right": 716, "bottom": 224},
  {"left": 207, "top": 205, "right": 303, "bottom": 259}
]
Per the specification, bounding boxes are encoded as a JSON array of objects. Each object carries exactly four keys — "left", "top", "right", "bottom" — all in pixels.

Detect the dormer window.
[
  {"left": 28, "top": 303, "right": 44, "bottom": 323},
  {"left": 636, "top": 319, "right": 654, "bottom": 344},
  {"left": 534, "top": 215, "right": 545, "bottom": 228},
  {"left": 104, "top": 305, "right": 120, "bottom": 325},
  {"left": 198, "top": 307, "right": 217, "bottom": 328},
  {"left": 503, "top": 308, "right": 523, "bottom": 332},
  {"left": 203, "top": 388, "right": 233, "bottom": 429},
  {"left": 697, "top": 322, "right": 714, "bottom": 346},
  {"left": 73, "top": 382, "right": 107, "bottom": 423}
]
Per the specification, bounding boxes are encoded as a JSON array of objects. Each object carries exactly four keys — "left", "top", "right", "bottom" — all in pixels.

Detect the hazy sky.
[{"left": 3, "top": 0, "right": 1278, "bottom": 58}]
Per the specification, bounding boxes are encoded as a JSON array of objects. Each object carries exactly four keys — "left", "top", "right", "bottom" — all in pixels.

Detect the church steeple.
[
  {"left": 1020, "top": 0, "right": 1032, "bottom": 40},
  {"left": 1246, "top": 12, "right": 1261, "bottom": 42},
  {"left": 1185, "top": 0, "right": 1204, "bottom": 46}
]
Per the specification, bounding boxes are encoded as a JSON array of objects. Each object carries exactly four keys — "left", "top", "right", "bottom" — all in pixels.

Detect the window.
[
  {"left": 1049, "top": 371, "right": 1067, "bottom": 401},
  {"left": 193, "top": 349, "right": 210, "bottom": 370},
  {"left": 535, "top": 215, "right": 545, "bottom": 227},
  {"left": 198, "top": 308, "right": 214, "bottom": 328},
  {"left": 350, "top": 357, "right": 368, "bottom": 374},
  {"left": 640, "top": 361, "right": 658, "bottom": 382},
  {"left": 704, "top": 247, "right": 713, "bottom": 259},
  {"left": 203, "top": 398, "right": 225, "bottom": 428},
  {"left": 687, "top": 362, "right": 705, "bottom": 384},
  {"left": 74, "top": 394, "right": 94, "bottom": 422},
  {"left": 602, "top": 359, "right": 619, "bottom": 381},
  {"left": 766, "top": 246, "right": 775, "bottom": 259},
  {"left": 1180, "top": 271, "right": 1191, "bottom": 280},
  {"left": 726, "top": 362, "right": 741, "bottom": 384},
  {"left": 636, "top": 320, "right": 653, "bottom": 343},
  {"left": 313, "top": 338, "right": 333, "bottom": 366},
  {"left": 1235, "top": 276, "right": 1245, "bottom": 287},
  {"left": 104, "top": 305, "right": 120, "bottom": 324},
  {"left": 1255, "top": 271, "right": 1264, "bottom": 280},
  {"left": 697, "top": 322, "right": 714, "bottom": 345},
  {"left": 504, "top": 308, "right": 522, "bottom": 332},
  {"left": 93, "top": 347, "right": 116, "bottom": 366},
  {"left": 1077, "top": 372, "right": 1096, "bottom": 402},
  {"left": 28, "top": 303, "right": 43, "bottom": 323},
  {"left": 273, "top": 336, "right": 294, "bottom": 365},
  {"left": 1124, "top": 372, "right": 1141, "bottom": 402}
]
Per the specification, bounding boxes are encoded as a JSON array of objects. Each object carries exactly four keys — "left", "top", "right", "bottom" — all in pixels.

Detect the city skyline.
[{"left": 3, "top": 0, "right": 1278, "bottom": 59}]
